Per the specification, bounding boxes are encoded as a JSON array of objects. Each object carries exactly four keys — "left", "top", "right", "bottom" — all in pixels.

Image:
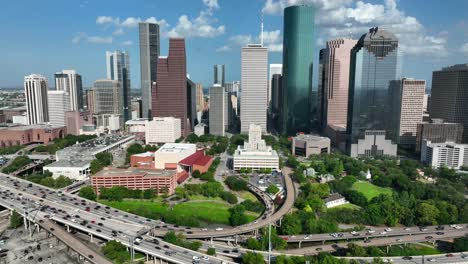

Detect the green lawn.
[
  {"left": 386, "top": 244, "right": 442, "bottom": 256},
  {"left": 351, "top": 181, "right": 393, "bottom": 200},
  {"left": 188, "top": 194, "right": 223, "bottom": 201},
  {"left": 235, "top": 191, "right": 258, "bottom": 201},
  {"left": 331, "top": 203, "right": 361, "bottom": 210}
]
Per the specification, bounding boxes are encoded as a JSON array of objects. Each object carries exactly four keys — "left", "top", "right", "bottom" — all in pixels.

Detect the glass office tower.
[
  {"left": 346, "top": 27, "right": 399, "bottom": 157},
  {"left": 280, "top": 5, "right": 315, "bottom": 135}
]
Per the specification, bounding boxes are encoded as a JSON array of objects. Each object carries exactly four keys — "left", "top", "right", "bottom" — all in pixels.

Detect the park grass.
[
  {"left": 98, "top": 199, "right": 168, "bottom": 214},
  {"left": 331, "top": 203, "right": 361, "bottom": 210},
  {"left": 385, "top": 244, "right": 442, "bottom": 256},
  {"left": 351, "top": 181, "right": 393, "bottom": 201},
  {"left": 188, "top": 194, "right": 223, "bottom": 201},
  {"left": 235, "top": 191, "right": 258, "bottom": 201}
]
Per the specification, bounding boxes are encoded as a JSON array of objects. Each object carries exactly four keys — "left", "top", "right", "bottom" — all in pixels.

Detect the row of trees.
[
  {"left": 185, "top": 134, "right": 229, "bottom": 155},
  {"left": 101, "top": 240, "right": 132, "bottom": 264},
  {"left": 2, "top": 156, "right": 32, "bottom": 173},
  {"left": 25, "top": 170, "right": 73, "bottom": 189},
  {"left": 224, "top": 176, "right": 248, "bottom": 191},
  {"left": 163, "top": 231, "right": 202, "bottom": 251},
  {"left": 90, "top": 152, "right": 113, "bottom": 174},
  {"left": 0, "top": 145, "right": 23, "bottom": 155},
  {"left": 191, "top": 157, "right": 220, "bottom": 182},
  {"left": 97, "top": 186, "right": 158, "bottom": 202},
  {"left": 175, "top": 182, "right": 238, "bottom": 204}
]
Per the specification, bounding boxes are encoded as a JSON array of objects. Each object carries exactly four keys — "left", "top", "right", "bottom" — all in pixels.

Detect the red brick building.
[
  {"left": 179, "top": 149, "right": 213, "bottom": 174},
  {"left": 91, "top": 168, "right": 178, "bottom": 195},
  {"left": 0, "top": 124, "right": 66, "bottom": 147},
  {"left": 130, "top": 152, "right": 155, "bottom": 169}
]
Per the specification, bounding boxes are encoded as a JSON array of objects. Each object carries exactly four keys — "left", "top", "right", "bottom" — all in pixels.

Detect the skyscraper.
[
  {"left": 196, "top": 83, "right": 204, "bottom": 112},
  {"left": 430, "top": 64, "right": 468, "bottom": 143},
  {"left": 54, "top": 70, "right": 83, "bottom": 111},
  {"left": 240, "top": 44, "right": 268, "bottom": 133},
  {"left": 139, "top": 22, "right": 160, "bottom": 118},
  {"left": 269, "top": 73, "right": 282, "bottom": 132},
  {"left": 209, "top": 84, "right": 225, "bottom": 136},
  {"left": 152, "top": 38, "right": 190, "bottom": 136},
  {"left": 47, "top": 90, "right": 70, "bottom": 126},
  {"left": 214, "top": 64, "right": 225, "bottom": 86},
  {"left": 281, "top": 5, "right": 315, "bottom": 135},
  {"left": 346, "top": 28, "right": 399, "bottom": 157},
  {"left": 268, "top": 64, "right": 282, "bottom": 104},
  {"left": 390, "top": 78, "right": 425, "bottom": 146},
  {"left": 24, "top": 74, "right": 49, "bottom": 125},
  {"left": 92, "top": 80, "right": 121, "bottom": 115},
  {"left": 318, "top": 39, "right": 357, "bottom": 131},
  {"left": 106, "top": 50, "right": 131, "bottom": 121}
]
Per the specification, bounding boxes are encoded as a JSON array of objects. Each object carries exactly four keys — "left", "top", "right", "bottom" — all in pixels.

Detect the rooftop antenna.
[{"left": 261, "top": 11, "right": 264, "bottom": 46}]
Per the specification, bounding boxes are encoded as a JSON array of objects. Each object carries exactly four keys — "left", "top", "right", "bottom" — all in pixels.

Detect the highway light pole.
[{"left": 268, "top": 214, "right": 271, "bottom": 264}]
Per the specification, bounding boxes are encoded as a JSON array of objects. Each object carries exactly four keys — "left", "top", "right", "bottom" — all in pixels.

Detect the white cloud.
[
  {"left": 72, "top": 32, "right": 112, "bottom": 44},
  {"left": 120, "top": 17, "right": 142, "bottom": 28},
  {"left": 216, "top": 45, "right": 232, "bottom": 52},
  {"left": 121, "top": 40, "right": 133, "bottom": 46},
  {"left": 262, "top": 0, "right": 449, "bottom": 57},
  {"left": 113, "top": 28, "right": 124, "bottom": 36},
  {"left": 461, "top": 43, "right": 468, "bottom": 56},
  {"left": 226, "top": 30, "right": 283, "bottom": 52},
  {"left": 96, "top": 16, "right": 119, "bottom": 25},
  {"left": 229, "top": 34, "right": 253, "bottom": 46},
  {"left": 145, "top": 17, "right": 169, "bottom": 30},
  {"left": 203, "top": 0, "right": 219, "bottom": 10}
]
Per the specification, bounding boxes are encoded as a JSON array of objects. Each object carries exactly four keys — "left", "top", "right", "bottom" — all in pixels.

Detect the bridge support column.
[
  {"left": 67, "top": 225, "right": 70, "bottom": 232},
  {"left": 89, "top": 233, "right": 93, "bottom": 242},
  {"left": 210, "top": 237, "right": 213, "bottom": 245},
  {"left": 146, "top": 253, "right": 149, "bottom": 261},
  {"left": 299, "top": 241, "right": 302, "bottom": 248},
  {"left": 322, "top": 240, "right": 325, "bottom": 245},
  {"left": 23, "top": 216, "right": 28, "bottom": 231},
  {"left": 386, "top": 245, "right": 389, "bottom": 254},
  {"left": 279, "top": 217, "right": 282, "bottom": 226}
]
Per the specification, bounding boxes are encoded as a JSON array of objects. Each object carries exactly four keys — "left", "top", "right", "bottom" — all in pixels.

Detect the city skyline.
[{"left": 1, "top": 0, "right": 468, "bottom": 89}]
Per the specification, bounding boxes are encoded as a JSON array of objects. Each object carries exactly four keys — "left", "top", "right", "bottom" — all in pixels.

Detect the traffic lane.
[{"left": 284, "top": 229, "right": 467, "bottom": 255}]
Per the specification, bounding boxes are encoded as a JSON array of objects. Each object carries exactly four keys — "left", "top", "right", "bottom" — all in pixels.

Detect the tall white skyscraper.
[
  {"left": 139, "top": 22, "right": 160, "bottom": 119},
  {"left": 268, "top": 64, "right": 282, "bottom": 103},
  {"left": 54, "top": 70, "right": 82, "bottom": 111},
  {"left": 106, "top": 50, "right": 131, "bottom": 121},
  {"left": 24, "top": 74, "right": 49, "bottom": 125},
  {"left": 209, "top": 84, "right": 225, "bottom": 136},
  {"left": 47, "top": 90, "right": 70, "bottom": 126},
  {"left": 240, "top": 44, "right": 268, "bottom": 133}
]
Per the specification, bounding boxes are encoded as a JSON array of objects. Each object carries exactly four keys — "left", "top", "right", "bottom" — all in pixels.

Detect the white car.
[
  {"left": 201, "top": 256, "right": 209, "bottom": 261},
  {"left": 304, "top": 235, "right": 311, "bottom": 240},
  {"left": 192, "top": 256, "right": 200, "bottom": 261},
  {"left": 383, "top": 259, "right": 393, "bottom": 263},
  {"left": 367, "top": 230, "right": 375, "bottom": 234},
  {"left": 380, "top": 231, "right": 387, "bottom": 235},
  {"left": 384, "top": 228, "right": 393, "bottom": 232},
  {"left": 135, "top": 238, "right": 142, "bottom": 243},
  {"left": 350, "top": 231, "right": 358, "bottom": 235},
  {"left": 215, "top": 227, "right": 223, "bottom": 231},
  {"left": 404, "top": 227, "right": 411, "bottom": 231}
]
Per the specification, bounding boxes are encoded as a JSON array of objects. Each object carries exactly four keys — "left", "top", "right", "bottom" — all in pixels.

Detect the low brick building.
[
  {"left": 0, "top": 124, "right": 66, "bottom": 147},
  {"left": 179, "top": 149, "right": 213, "bottom": 174},
  {"left": 130, "top": 152, "right": 155, "bottom": 169},
  {"left": 91, "top": 168, "right": 178, "bottom": 195}
]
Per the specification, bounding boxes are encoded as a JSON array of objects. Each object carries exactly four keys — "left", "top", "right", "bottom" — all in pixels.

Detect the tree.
[
  {"left": 10, "top": 210, "right": 23, "bottom": 228},
  {"left": 416, "top": 202, "right": 440, "bottom": 225},
  {"left": 228, "top": 204, "right": 248, "bottom": 226},
  {"left": 207, "top": 248, "right": 216, "bottom": 256},
  {"left": 143, "top": 189, "right": 155, "bottom": 199},
  {"left": 225, "top": 176, "right": 248, "bottom": 191},
  {"left": 55, "top": 175, "right": 72, "bottom": 188},
  {"left": 102, "top": 240, "right": 129, "bottom": 264},
  {"left": 346, "top": 243, "right": 367, "bottom": 257},
  {"left": 266, "top": 184, "right": 280, "bottom": 194},
  {"left": 452, "top": 237, "right": 468, "bottom": 252},
  {"left": 79, "top": 186, "right": 96, "bottom": 201},
  {"left": 185, "top": 133, "right": 199, "bottom": 143},
  {"left": 242, "top": 251, "right": 264, "bottom": 264},
  {"left": 280, "top": 213, "right": 302, "bottom": 235},
  {"left": 245, "top": 237, "right": 262, "bottom": 250}
]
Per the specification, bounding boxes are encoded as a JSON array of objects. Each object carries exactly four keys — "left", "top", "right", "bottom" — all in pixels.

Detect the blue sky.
[{"left": 1, "top": 0, "right": 468, "bottom": 89}]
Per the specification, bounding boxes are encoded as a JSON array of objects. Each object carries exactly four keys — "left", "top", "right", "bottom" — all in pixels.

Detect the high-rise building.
[
  {"left": 187, "top": 77, "right": 197, "bottom": 128},
  {"left": 390, "top": 78, "right": 426, "bottom": 146},
  {"left": 421, "top": 140, "right": 468, "bottom": 169},
  {"left": 240, "top": 44, "right": 268, "bottom": 133},
  {"left": 106, "top": 50, "right": 131, "bottom": 121},
  {"left": 209, "top": 84, "right": 225, "bottom": 136},
  {"left": 416, "top": 119, "right": 464, "bottom": 153},
  {"left": 429, "top": 64, "right": 468, "bottom": 143},
  {"left": 196, "top": 83, "right": 204, "bottom": 112},
  {"left": 47, "top": 90, "right": 70, "bottom": 126},
  {"left": 92, "top": 80, "right": 121, "bottom": 115},
  {"left": 139, "top": 22, "right": 160, "bottom": 119},
  {"left": 24, "top": 74, "right": 49, "bottom": 125},
  {"left": 54, "top": 70, "right": 83, "bottom": 111},
  {"left": 318, "top": 39, "right": 357, "bottom": 130},
  {"left": 145, "top": 117, "right": 181, "bottom": 144},
  {"left": 214, "top": 64, "right": 225, "bottom": 86},
  {"left": 268, "top": 64, "right": 282, "bottom": 104},
  {"left": 346, "top": 28, "right": 399, "bottom": 158},
  {"left": 152, "top": 38, "right": 190, "bottom": 136},
  {"left": 281, "top": 5, "right": 315, "bottom": 135},
  {"left": 269, "top": 74, "right": 282, "bottom": 132}
]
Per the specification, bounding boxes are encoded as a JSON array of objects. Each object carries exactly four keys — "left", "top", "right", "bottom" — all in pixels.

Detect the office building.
[
  {"left": 214, "top": 64, "right": 225, "bottom": 86},
  {"left": 139, "top": 22, "right": 160, "bottom": 118},
  {"left": 240, "top": 44, "right": 268, "bottom": 133},
  {"left": 194, "top": 123, "right": 206, "bottom": 136},
  {"left": 92, "top": 168, "right": 178, "bottom": 195},
  {"left": 54, "top": 70, "right": 83, "bottom": 111},
  {"left": 145, "top": 117, "right": 182, "bottom": 144},
  {"left": 430, "top": 64, "right": 468, "bottom": 143},
  {"left": 106, "top": 50, "right": 131, "bottom": 121},
  {"left": 0, "top": 124, "right": 65, "bottom": 146},
  {"left": 233, "top": 123, "right": 279, "bottom": 171},
  {"left": 24, "top": 74, "right": 49, "bottom": 125},
  {"left": 152, "top": 38, "right": 190, "bottom": 136},
  {"left": 318, "top": 39, "right": 357, "bottom": 130},
  {"left": 130, "top": 152, "right": 155, "bottom": 169},
  {"left": 292, "top": 134, "right": 331, "bottom": 157},
  {"left": 390, "top": 78, "right": 426, "bottom": 146},
  {"left": 65, "top": 111, "right": 92, "bottom": 135},
  {"left": 346, "top": 28, "right": 399, "bottom": 157},
  {"left": 91, "top": 80, "right": 121, "bottom": 115},
  {"left": 421, "top": 140, "right": 468, "bottom": 169},
  {"left": 269, "top": 73, "right": 282, "bottom": 132},
  {"left": 196, "top": 83, "right": 204, "bottom": 113},
  {"left": 187, "top": 78, "right": 197, "bottom": 128},
  {"left": 125, "top": 119, "right": 147, "bottom": 141},
  {"left": 350, "top": 130, "right": 397, "bottom": 158},
  {"left": 153, "top": 143, "right": 197, "bottom": 172},
  {"left": 281, "top": 5, "right": 315, "bottom": 135},
  {"left": 209, "top": 84, "right": 225, "bottom": 136},
  {"left": 268, "top": 64, "right": 282, "bottom": 104},
  {"left": 416, "top": 119, "right": 464, "bottom": 153},
  {"left": 47, "top": 90, "right": 71, "bottom": 127}
]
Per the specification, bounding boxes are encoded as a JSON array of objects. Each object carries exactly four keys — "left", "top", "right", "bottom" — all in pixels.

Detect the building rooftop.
[
  {"left": 125, "top": 119, "right": 149, "bottom": 125},
  {"left": 323, "top": 193, "right": 345, "bottom": 203},
  {"left": 179, "top": 150, "right": 212, "bottom": 166},
  {"left": 132, "top": 151, "right": 154, "bottom": 158},
  {"left": 94, "top": 168, "right": 176, "bottom": 178},
  {"left": 441, "top": 64, "right": 468, "bottom": 71},
  {"left": 156, "top": 143, "right": 196, "bottom": 154},
  {"left": 44, "top": 159, "right": 90, "bottom": 168},
  {"left": 0, "top": 124, "right": 65, "bottom": 131},
  {"left": 294, "top": 134, "right": 330, "bottom": 142}
]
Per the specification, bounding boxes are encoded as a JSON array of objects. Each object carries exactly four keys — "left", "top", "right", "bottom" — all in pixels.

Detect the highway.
[{"left": 0, "top": 173, "right": 234, "bottom": 264}]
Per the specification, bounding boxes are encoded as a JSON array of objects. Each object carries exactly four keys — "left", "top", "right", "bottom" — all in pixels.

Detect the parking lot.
[{"left": 249, "top": 171, "right": 285, "bottom": 194}]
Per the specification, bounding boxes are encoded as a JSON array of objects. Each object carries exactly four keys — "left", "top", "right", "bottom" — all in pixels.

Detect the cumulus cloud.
[
  {"left": 96, "top": 16, "right": 119, "bottom": 25},
  {"left": 203, "top": 0, "right": 219, "bottom": 10},
  {"left": 216, "top": 45, "right": 232, "bottom": 52},
  {"left": 461, "top": 43, "right": 468, "bottom": 56},
  {"left": 121, "top": 40, "right": 133, "bottom": 46},
  {"left": 72, "top": 32, "right": 112, "bottom": 44},
  {"left": 222, "top": 29, "right": 283, "bottom": 52},
  {"left": 261, "top": 0, "right": 449, "bottom": 57}
]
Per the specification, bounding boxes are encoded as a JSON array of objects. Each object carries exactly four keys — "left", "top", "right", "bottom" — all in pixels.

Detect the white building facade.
[
  {"left": 145, "top": 117, "right": 182, "bottom": 144},
  {"left": 55, "top": 70, "right": 83, "bottom": 111},
  {"left": 24, "top": 74, "right": 49, "bottom": 125},
  {"left": 47, "top": 90, "right": 70, "bottom": 126},
  {"left": 421, "top": 140, "right": 468, "bottom": 169},
  {"left": 233, "top": 123, "right": 279, "bottom": 171},
  {"left": 240, "top": 44, "right": 268, "bottom": 133},
  {"left": 153, "top": 143, "right": 197, "bottom": 172},
  {"left": 350, "top": 130, "right": 397, "bottom": 158},
  {"left": 209, "top": 84, "right": 225, "bottom": 136}
]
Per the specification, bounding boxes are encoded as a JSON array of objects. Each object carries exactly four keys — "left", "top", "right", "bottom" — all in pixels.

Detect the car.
[
  {"left": 163, "top": 245, "right": 169, "bottom": 249},
  {"left": 402, "top": 256, "right": 412, "bottom": 260},
  {"left": 366, "top": 229, "right": 375, "bottom": 234},
  {"left": 380, "top": 231, "right": 387, "bottom": 235},
  {"left": 446, "top": 253, "right": 454, "bottom": 257},
  {"left": 97, "top": 223, "right": 103, "bottom": 226},
  {"left": 395, "top": 238, "right": 402, "bottom": 242},
  {"left": 215, "top": 227, "right": 223, "bottom": 231},
  {"left": 426, "top": 258, "right": 435, "bottom": 262},
  {"left": 384, "top": 228, "right": 392, "bottom": 232},
  {"left": 425, "top": 236, "right": 433, "bottom": 239},
  {"left": 192, "top": 256, "right": 200, "bottom": 261},
  {"left": 436, "top": 225, "right": 445, "bottom": 230},
  {"left": 316, "top": 248, "right": 323, "bottom": 251},
  {"left": 88, "top": 255, "right": 94, "bottom": 259},
  {"left": 134, "top": 242, "right": 140, "bottom": 246},
  {"left": 165, "top": 251, "right": 173, "bottom": 256},
  {"left": 419, "top": 226, "right": 428, "bottom": 231},
  {"left": 222, "top": 250, "right": 229, "bottom": 253},
  {"left": 461, "top": 253, "right": 467, "bottom": 259},
  {"left": 350, "top": 231, "right": 358, "bottom": 235},
  {"left": 364, "top": 239, "right": 371, "bottom": 243},
  {"left": 436, "top": 232, "right": 444, "bottom": 235},
  {"left": 383, "top": 259, "right": 393, "bottom": 263},
  {"left": 96, "top": 229, "right": 101, "bottom": 232}
]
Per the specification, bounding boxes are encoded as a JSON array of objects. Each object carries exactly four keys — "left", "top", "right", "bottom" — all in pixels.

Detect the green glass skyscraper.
[{"left": 280, "top": 5, "right": 315, "bottom": 135}]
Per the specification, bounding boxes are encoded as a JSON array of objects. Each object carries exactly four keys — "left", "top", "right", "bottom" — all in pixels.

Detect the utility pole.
[{"left": 268, "top": 214, "right": 271, "bottom": 264}]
